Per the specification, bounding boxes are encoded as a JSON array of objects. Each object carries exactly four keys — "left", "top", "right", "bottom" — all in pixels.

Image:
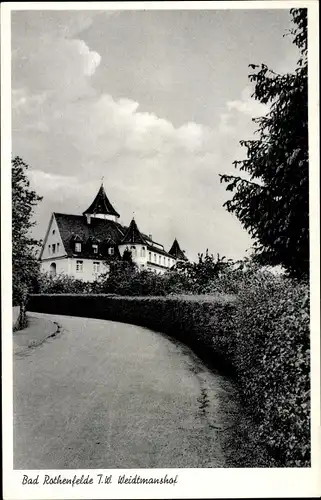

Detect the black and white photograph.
[{"left": 1, "top": 1, "right": 320, "bottom": 499}]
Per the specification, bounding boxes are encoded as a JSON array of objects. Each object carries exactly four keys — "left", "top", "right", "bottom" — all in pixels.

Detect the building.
[{"left": 40, "top": 183, "right": 187, "bottom": 282}]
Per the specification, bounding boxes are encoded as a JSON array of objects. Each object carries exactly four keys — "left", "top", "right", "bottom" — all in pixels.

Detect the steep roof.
[
  {"left": 121, "top": 218, "right": 146, "bottom": 245},
  {"left": 53, "top": 213, "right": 125, "bottom": 258},
  {"left": 83, "top": 184, "right": 120, "bottom": 218},
  {"left": 44, "top": 212, "right": 177, "bottom": 261},
  {"left": 168, "top": 238, "right": 187, "bottom": 260}
]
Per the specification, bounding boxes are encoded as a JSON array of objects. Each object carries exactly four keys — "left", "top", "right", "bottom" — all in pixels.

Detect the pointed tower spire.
[
  {"left": 121, "top": 218, "right": 146, "bottom": 244},
  {"left": 169, "top": 238, "right": 187, "bottom": 261},
  {"left": 83, "top": 183, "right": 120, "bottom": 220}
]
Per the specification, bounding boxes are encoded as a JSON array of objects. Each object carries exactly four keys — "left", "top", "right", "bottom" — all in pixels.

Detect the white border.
[
  {"left": 2, "top": 0, "right": 315, "bottom": 11},
  {"left": 1, "top": 2, "right": 320, "bottom": 499}
]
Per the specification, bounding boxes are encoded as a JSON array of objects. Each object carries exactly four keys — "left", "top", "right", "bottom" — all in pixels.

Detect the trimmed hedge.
[
  {"left": 28, "top": 284, "right": 310, "bottom": 467},
  {"left": 27, "top": 294, "right": 236, "bottom": 371}
]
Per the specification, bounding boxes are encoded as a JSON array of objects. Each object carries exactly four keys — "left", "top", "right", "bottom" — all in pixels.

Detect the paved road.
[{"left": 13, "top": 313, "right": 260, "bottom": 469}]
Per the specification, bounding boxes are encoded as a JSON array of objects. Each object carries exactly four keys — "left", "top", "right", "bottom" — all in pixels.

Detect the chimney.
[
  {"left": 148, "top": 234, "right": 152, "bottom": 240},
  {"left": 86, "top": 214, "right": 91, "bottom": 225}
]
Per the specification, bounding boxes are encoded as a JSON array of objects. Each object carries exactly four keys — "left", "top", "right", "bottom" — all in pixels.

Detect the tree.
[
  {"left": 122, "top": 248, "right": 135, "bottom": 265},
  {"left": 220, "top": 9, "right": 308, "bottom": 278},
  {"left": 95, "top": 248, "right": 138, "bottom": 295},
  {"left": 12, "top": 156, "right": 43, "bottom": 304},
  {"left": 176, "top": 250, "right": 232, "bottom": 293}
]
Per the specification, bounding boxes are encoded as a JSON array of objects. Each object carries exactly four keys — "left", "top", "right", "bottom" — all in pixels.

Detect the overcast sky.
[{"left": 12, "top": 8, "right": 299, "bottom": 261}]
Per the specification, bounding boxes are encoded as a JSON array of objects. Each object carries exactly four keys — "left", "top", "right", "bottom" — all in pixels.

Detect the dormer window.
[
  {"left": 75, "top": 242, "right": 82, "bottom": 252},
  {"left": 108, "top": 247, "right": 114, "bottom": 255},
  {"left": 92, "top": 244, "right": 98, "bottom": 254}
]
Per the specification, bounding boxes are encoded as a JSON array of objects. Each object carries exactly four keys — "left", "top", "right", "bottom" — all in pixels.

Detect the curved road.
[{"left": 13, "top": 313, "right": 262, "bottom": 469}]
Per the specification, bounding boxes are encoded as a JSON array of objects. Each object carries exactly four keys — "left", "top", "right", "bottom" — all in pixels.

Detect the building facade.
[{"left": 40, "top": 184, "right": 187, "bottom": 282}]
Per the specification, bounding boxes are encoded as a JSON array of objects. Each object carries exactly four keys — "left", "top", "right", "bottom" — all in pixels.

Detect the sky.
[{"left": 11, "top": 7, "right": 299, "bottom": 261}]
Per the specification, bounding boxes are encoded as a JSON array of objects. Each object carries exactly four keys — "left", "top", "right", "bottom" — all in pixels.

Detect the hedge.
[{"left": 27, "top": 284, "right": 310, "bottom": 467}]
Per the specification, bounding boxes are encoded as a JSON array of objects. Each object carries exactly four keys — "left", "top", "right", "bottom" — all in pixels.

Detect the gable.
[{"left": 40, "top": 214, "right": 66, "bottom": 260}]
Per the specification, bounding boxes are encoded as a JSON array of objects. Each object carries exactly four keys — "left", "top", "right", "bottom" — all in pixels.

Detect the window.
[
  {"left": 108, "top": 247, "right": 114, "bottom": 255},
  {"left": 168, "top": 258, "right": 170, "bottom": 266},
  {"left": 163, "top": 257, "right": 166, "bottom": 265},
  {"left": 52, "top": 229, "right": 55, "bottom": 235},
  {"left": 50, "top": 263, "right": 56, "bottom": 277},
  {"left": 141, "top": 247, "right": 145, "bottom": 257},
  {"left": 159, "top": 256, "right": 161, "bottom": 264},
  {"left": 93, "top": 262, "right": 100, "bottom": 273},
  {"left": 76, "top": 260, "right": 83, "bottom": 272},
  {"left": 57, "top": 242, "right": 60, "bottom": 253},
  {"left": 131, "top": 245, "right": 136, "bottom": 256},
  {"left": 75, "top": 242, "right": 82, "bottom": 252},
  {"left": 52, "top": 243, "right": 56, "bottom": 254},
  {"left": 48, "top": 244, "right": 51, "bottom": 254},
  {"left": 92, "top": 244, "right": 98, "bottom": 254},
  {"left": 148, "top": 252, "right": 152, "bottom": 261},
  {"left": 154, "top": 254, "right": 156, "bottom": 263}
]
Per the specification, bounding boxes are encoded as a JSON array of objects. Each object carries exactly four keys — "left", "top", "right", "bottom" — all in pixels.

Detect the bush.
[
  {"left": 232, "top": 273, "right": 310, "bottom": 466},
  {"left": 94, "top": 265, "right": 195, "bottom": 296},
  {"left": 35, "top": 272, "right": 92, "bottom": 294},
  {"left": 28, "top": 275, "right": 310, "bottom": 466}
]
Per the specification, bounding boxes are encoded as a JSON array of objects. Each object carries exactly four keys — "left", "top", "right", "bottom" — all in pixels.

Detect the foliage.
[
  {"left": 161, "top": 269, "right": 195, "bottom": 295},
  {"left": 35, "top": 250, "right": 284, "bottom": 299},
  {"left": 220, "top": 8, "right": 308, "bottom": 278},
  {"left": 12, "top": 156, "right": 43, "bottom": 305},
  {"left": 122, "top": 248, "right": 135, "bottom": 264},
  {"left": 95, "top": 266, "right": 194, "bottom": 296},
  {"left": 199, "top": 256, "right": 270, "bottom": 294},
  {"left": 35, "top": 272, "right": 92, "bottom": 294},
  {"left": 93, "top": 250, "right": 234, "bottom": 296},
  {"left": 96, "top": 253, "right": 139, "bottom": 295},
  {"left": 29, "top": 273, "right": 310, "bottom": 466},
  {"left": 116, "top": 270, "right": 167, "bottom": 296},
  {"left": 176, "top": 250, "right": 234, "bottom": 293},
  {"left": 231, "top": 272, "right": 310, "bottom": 466},
  {"left": 91, "top": 245, "right": 194, "bottom": 296}
]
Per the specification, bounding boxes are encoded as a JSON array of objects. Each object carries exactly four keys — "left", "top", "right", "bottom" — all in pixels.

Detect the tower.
[
  {"left": 168, "top": 238, "right": 187, "bottom": 262},
  {"left": 118, "top": 217, "right": 148, "bottom": 268},
  {"left": 83, "top": 183, "right": 120, "bottom": 223}
]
